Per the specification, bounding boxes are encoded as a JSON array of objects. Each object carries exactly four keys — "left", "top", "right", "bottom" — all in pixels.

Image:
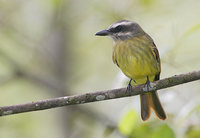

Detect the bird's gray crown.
[{"left": 107, "top": 20, "right": 145, "bottom": 41}]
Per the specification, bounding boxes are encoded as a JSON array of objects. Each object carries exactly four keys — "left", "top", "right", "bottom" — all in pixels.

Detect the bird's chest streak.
[{"left": 113, "top": 41, "right": 159, "bottom": 83}]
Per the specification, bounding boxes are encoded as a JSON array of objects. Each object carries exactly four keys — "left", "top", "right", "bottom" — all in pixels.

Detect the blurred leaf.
[
  {"left": 187, "top": 103, "right": 200, "bottom": 118},
  {"left": 130, "top": 123, "right": 151, "bottom": 138},
  {"left": 150, "top": 124, "right": 175, "bottom": 138},
  {"left": 118, "top": 110, "right": 139, "bottom": 136},
  {"left": 140, "top": 0, "right": 155, "bottom": 6},
  {"left": 183, "top": 24, "right": 200, "bottom": 38},
  {"left": 185, "top": 126, "right": 200, "bottom": 138},
  {"left": 50, "top": 0, "right": 62, "bottom": 9},
  {"left": 51, "top": 0, "right": 62, "bottom": 5},
  {"left": 128, "top": 122, "right": 174, "bottom": 138}
]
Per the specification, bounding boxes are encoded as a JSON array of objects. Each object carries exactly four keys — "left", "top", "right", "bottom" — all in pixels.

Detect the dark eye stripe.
[
  {"left": 110, "top": 25, "right": 123, "bottom": 33},
  {"left": 115, "top": 25, "right": 122, "bottom": 31}
]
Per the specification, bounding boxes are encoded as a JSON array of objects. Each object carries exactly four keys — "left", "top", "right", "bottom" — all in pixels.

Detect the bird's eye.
[
  {"left": 115, "top": 25, "right": 122, "bottom": 32},
  {"left": 109, "top": 25, "right": 123, "bottom": 33}
]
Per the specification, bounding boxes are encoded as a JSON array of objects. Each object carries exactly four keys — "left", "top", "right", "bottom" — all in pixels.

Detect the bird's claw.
[
  {"left": 143, "top": 76, "right": 154, "bottom": 92},
  {"left": 126, "top": 79, "right": 132, "bottom": 93}
]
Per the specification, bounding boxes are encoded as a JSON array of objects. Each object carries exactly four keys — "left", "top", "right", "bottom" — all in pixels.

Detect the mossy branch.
[{"left": 0, "top": 70, "right": 200, "bottom": 117}]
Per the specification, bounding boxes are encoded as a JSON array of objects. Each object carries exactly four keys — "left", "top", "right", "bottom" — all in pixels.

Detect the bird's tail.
[{"left": 140, "top": 92, "right": 167, "bottom": 121}]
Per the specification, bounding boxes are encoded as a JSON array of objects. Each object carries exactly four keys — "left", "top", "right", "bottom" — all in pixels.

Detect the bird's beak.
[{"left": 95, "top": 29, "right": 110, "bottom": 36}]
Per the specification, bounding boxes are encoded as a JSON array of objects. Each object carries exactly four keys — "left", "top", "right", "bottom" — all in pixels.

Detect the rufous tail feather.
[{"left": 140, "top": 92, "right": 166, "bottom": 121}]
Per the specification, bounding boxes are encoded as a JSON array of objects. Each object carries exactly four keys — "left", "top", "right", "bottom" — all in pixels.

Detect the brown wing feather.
[
  {"left": 151, "top": 42, "right": 161, "bottom": 80},
  {"left": 152, "top": 42, "right": 160, "bottom": 65}
]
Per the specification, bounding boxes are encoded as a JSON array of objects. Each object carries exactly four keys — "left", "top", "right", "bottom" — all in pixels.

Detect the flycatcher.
[{"left": 96, "top": 20, "right": 166, "bottom": 121}]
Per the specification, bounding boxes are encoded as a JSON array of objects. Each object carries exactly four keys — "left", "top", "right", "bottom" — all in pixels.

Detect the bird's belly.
[
  {"left": 120, "top": 60, "right": 156, "bottom": 84},
  {"left": 114, "top": 45, "right": 159, "bottom": 84}
]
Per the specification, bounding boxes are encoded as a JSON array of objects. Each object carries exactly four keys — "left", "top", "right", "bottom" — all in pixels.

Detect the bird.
[{"left": 95, "top": 20, "right": 166, "bottom": 121}]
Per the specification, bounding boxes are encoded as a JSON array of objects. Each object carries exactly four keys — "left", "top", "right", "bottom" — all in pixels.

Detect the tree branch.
[{"left": 0, "top": 70, "right": 200, "bottom": 116}]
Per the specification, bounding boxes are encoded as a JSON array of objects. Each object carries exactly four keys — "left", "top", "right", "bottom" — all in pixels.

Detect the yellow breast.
[{"left": 112, "top": 35, "right": 160, "bottom": 84}]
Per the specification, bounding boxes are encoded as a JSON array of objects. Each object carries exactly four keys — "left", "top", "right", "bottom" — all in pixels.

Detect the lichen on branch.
[{"left": 0, "top": 70, "right": 200, "bottom": 117}]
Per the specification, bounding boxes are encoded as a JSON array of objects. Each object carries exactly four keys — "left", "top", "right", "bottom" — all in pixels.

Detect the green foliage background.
[{"left": 0, "top": 0, "right": 200, "bottom": 138}]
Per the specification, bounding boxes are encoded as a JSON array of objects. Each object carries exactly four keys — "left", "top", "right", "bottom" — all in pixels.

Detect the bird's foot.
[
  {"left": 143, "top": 76, "right": 155, "bottom": 92},
  {"left": 126, "top": 79, "right": 133, "bottom": 93}
]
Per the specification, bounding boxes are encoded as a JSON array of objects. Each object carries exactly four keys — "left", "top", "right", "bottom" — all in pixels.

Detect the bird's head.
[{"left": 95, "top": 20, "right": 145, "bottom": 41}]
